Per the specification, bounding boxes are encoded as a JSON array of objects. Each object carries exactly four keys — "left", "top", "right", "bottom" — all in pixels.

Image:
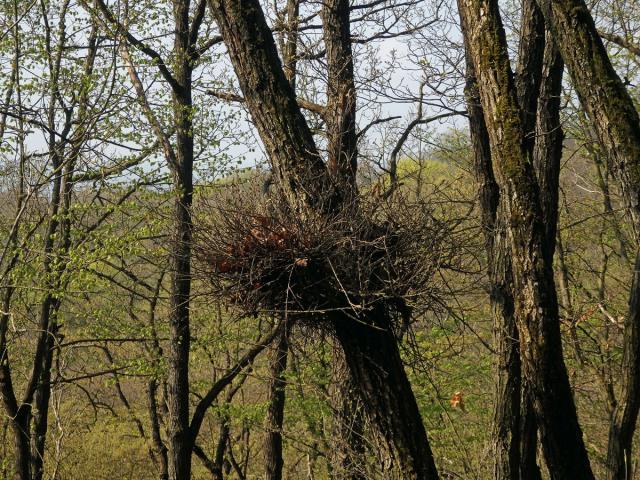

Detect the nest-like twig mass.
[{"left": 194, "top": 183, "right": 461, "bottom": 329}]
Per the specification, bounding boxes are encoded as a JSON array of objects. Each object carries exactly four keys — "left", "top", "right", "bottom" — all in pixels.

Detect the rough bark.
[
  {"left": 532, "top": 2, "right": 640, "bottom": 479},
  {"left": 331, "top": 350, "right": 366, "bottom": 480},
  {"left": 464, "top": 50, "right": 521, "bottom": 480},
  {"left": 208, "top": 0, "right": 333, "bottom": 210},
  {"left": 516, "top": 9, "right": 564, "bottom": 478},
  {"left": 534, "top": 0, "right": 640, "bottom": 231},
  {"left": 531, "top": 30, "right": 563, "bottom": 263},
  {"left": 263, "top": 326, "right": 289, "bottom": 480},
  {"left": 166, "top": 2, "right": 195, "bottom": 478},
  {"left": 10, "top": 408, "right": 31, "bottom": 480},
  {"left": 457, "top": 1, "right": 594, "bottom": 478},
  {"left": 332, "top": 306, "right": 439, "bottom": 480},
  {"left": 515, "top": 0, "right": 546, "bottom": 159},
  {"left": 519, "top": 389, "right": 541, "bottom": 480},
  {"left": 322, "top": 0, "right": 357, "bottom": 190},
  {"left": 320, "top": 3, "right": 367, "bottom": 475},
  {"left": 209, "top": 0, "right": 439, "bottom": 477}
]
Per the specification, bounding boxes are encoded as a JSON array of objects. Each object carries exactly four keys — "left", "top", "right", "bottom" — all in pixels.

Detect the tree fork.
[
  {"left": 457, "top": 0, "right": 594, "bottom": 477},
  {"left": 531, "top": 2, "right": 640, "bottom": 478}
]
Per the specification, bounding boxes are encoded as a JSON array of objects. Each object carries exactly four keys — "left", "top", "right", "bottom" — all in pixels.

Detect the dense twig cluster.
[{"left": 194, "top": 182, "right": 463, "bottom": 330}]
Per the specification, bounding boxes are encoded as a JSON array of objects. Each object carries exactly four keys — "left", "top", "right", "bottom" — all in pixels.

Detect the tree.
[
  {"left": 207, "top": 0, "right": 440, "bottom": 476},
  {"left": 531, "top": 1, "right": 640, "bottom": 478},
  {"left": 457, "top": 0, "right": 594, "bottom": 477}
]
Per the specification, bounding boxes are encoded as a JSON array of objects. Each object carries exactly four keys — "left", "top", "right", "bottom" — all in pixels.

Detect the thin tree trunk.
[
  {"left": 264, "top": 326, "right": 289, "bottom": 480},
  {"left": 165, "top": 2, "right": 195, "bottom": 478},
  {"left": 457, "top": 1, "right": 594, "bottom": 478},
  {"left": 465, "top": 30, "right": 521, "bottom": 480}
]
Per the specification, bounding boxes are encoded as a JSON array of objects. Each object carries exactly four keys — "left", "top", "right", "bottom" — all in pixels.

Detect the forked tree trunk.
[
  {"left": 464, "top": 53, "right": 521, "bottom": 480},
  {"left": 532, "top": 2, "right": 640, "bottom": 479},
  {"left": 208, "top": 0, "right": 439, "bottom": 477},
  {"left": 517, "top": 8, "right": 564, "bottom": 480},
  {"left": 457, "top": 1, "right": 594, "bottom": 478}
]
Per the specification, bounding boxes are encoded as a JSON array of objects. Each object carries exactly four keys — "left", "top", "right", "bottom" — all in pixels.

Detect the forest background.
[{"left": 0, "top": 0, "right": 639, "bottom": 479}]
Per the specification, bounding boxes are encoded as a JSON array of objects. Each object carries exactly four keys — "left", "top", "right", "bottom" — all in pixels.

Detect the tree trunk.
[
  {"left": 517, "top": 12, "right": 564, "bottom": 479},
  {"left": 519, "top": 389, "right": 541, "bottom": 480},
  {"left": 30, "top": 319, "right": 56, "bottom": 480},
  {"left": 322, "top": 0, "right": 357, "bottom": 189},
  {"left": 208, "top": 0, "right": 332, "bottom": 211},
  {"left": 331, "top": 350, "right": 366, "bottom": 480},
  {"left": 332, "top": 306, "right": 439, "bottom": 480},
  {"left": 457, "top": 1, "right": 594, "bottom": 478},
  {"left": 531, "top": 3, "right": 640, "bottom": 479},
  {"left": 209, "top": 1, "right": 439, "bottom": 477},
  {"left": 264, "top": 326, "right": 289, "bottom": 480},
  {"left": 465, "top": 30, "right": 521, "bottom": 480},
  {"left": 11, "top": 407, "right": 31, "bottom": 480},
  {"left": 166, "top": 2, "right": 195, "bottom": 479},
  {"left": 608, "top": 259, "right": 640, "bottom": 480}
]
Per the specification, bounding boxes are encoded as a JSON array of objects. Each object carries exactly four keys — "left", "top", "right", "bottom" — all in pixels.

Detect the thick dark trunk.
[
  {"left": 11, "top": 408, "right": 31, "bottom": 480},
  {"left": 607, "top": 251, "right": 640, "bottom": 480},
  {"left": 210, "top": 1, "right": 438, "bottom": 476},
  {"left": 515, "top": 0, "right": 546, "bottom": 157},
  {"left": 520, "top": 388, "right": 542, "bottom": 480},
  {"left": 333, "top": 307, "right": 439, "bottom": 480},
  {"left": 531, "top": 3, "right": 640, "bottom": 479},
  {"left": 532, "top": 30, "right": 563, "bottom": 262},
  {"left": 264, "top": 326, "right": 289, "bottom": 480},
  {"left": 534, "top": 0, "right": 640, "bottom": 230},
  {"left": 457, "top": 1, "right": 594, "bottom": 478},
  {"left": 490, "top": 225, "right": 522, "bottom": 480},
  {"left": 5, "top": 405, "right": 31, "bottom": 480},
  {"left": 517, "top": 16, "right": 564, "bottom": 479},
  {"left": 208, "top": 0, "right": 332, "bottom": 210}
]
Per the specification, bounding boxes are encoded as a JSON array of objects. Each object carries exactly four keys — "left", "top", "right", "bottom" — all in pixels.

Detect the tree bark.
[
  {"left": 166, "top": 2, "right": 195, "bottom": 479},
  {"left": 464, "top": 50, "right": 521, "bottom": 480},
  {"left": 516, "top": 11, "right": 564, "bottom": 479},
  {"left": 532, "top": 34, "right": 563, "bottom": 259},
  {"left": 457, "top": 1, "right": 594, "bottom": 478},
  {"left": 208, "top": 0, "right": 333, "bottom": 211},
  {"left": 531, "top": 2, "right": 640, "bottom": 479},
  {"left": 331, "top": 350, "right": 366, "bottom": 480},
  {"left": 209, "top": 0, "right": 439, "bottom": 477},
  {"left": 322, "top": 0, "right": 357, "bottom": 190},
  {"left": 333, "top": 306, "right": 439, "bottom": 480},
  {"left": 264, "top": 325, "right": 289, "bottom": 480}
]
